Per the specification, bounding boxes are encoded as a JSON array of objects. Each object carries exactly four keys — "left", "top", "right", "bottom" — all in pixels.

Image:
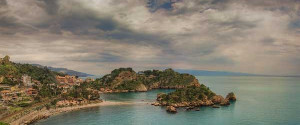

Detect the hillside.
[
  {"left": 0, "top": 56, "right": 101, "bottom": 123},
  {"left": 32, "top": 64, "right": 93, "bottom": 77},
  {"left": 0, "top": 56, "right": 60, "bottom": 87}
]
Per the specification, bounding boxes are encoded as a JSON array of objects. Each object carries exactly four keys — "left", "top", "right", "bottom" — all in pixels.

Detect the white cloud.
[{"left": 0, "top": 0, "right": 300, "bottom": 75}]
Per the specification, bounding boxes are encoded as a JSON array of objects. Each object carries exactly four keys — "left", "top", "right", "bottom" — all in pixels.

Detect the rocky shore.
[{"left": 9, "top": 101, "right": 132, "bottom": 125}]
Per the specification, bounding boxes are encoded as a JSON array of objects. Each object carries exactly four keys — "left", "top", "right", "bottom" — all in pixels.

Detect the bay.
[{"left": 35, "top": 76, "right": 300, "bottom": 125}]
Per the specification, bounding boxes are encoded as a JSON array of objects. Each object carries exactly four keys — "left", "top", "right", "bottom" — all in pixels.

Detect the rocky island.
[
  {"left": 92, "top": 68, "right": 200, "bottom": 92},
  {"left": 153, "top": 85, "right": 236, "bottom": 112}
]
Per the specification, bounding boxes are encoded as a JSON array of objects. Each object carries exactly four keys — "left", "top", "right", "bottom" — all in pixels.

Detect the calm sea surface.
[{"left": 35, "top": 76, "right": 300, "bottom": 125}]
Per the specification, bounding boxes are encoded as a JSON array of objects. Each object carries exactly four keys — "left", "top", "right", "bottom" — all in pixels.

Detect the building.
[
  {"left": 76, "top": 78, "right": 84, "bottom": 83},
  {"left": 32, "top": 80, "right": 41, "bottom": 86},
  {"left": 22, "top": 74, "right": 33, "bottom": 87},
  {"left": 84, "top": 77, "right": 94, "bottom": 83},
  {"left": 56, "top": 75, "right": 81, "bottom": 86},
  {"left": 56, "top": 75, "right": 67, "bottom": 84},
  {"left": 0, "top": 84, "right": 10, "bottom": 90},
  {"left": 26, "top": 88, "right": 38, "bottom": 96},
  {"left": 65, "top": 75, "right": 76, "bottom": 85},
  {"left": 0, "top": 90, "right": 16, "bottom": 102}
]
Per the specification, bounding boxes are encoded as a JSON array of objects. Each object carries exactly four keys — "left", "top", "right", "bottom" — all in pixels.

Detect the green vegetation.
[
  {"left": 1, "top": 77, "right": 18, "bottom": 86},
  {"left": 111, "top": 68, "right": 134, "bottom": 78},
  {"left": 91, "top": 68, "right": 199, "bottom": 91},
  {"left": 0, "top": 55, "right": 63, "bottom": 85},
  {"left": 115, "top": 80, "right": 142, "bottom": 90},
  {"left": 67, "top": 82, "right": 100, "bottom": 100},
  {"left": 0, "top": 64, "right": 17, "bottom": 77},
  {"left": 17, "top": 102, "right": 32, "bottom": 107},
  {"left": 14, "top": 63, "right": 60, "bottom": 84},
  {"left": 158, "top": 84, "right": 216, "bottom": 104},
  {"left": 0, "top": 122, "right": 9, "bottom": 125},
  {"left": 0, "top": 56, "right": 62, "bottom": 98},
  {"left": 142, "top": 68, "right": 196, "bottom": 87},
  {"left": 97, "top": 68, "right": 135, "bottom": 87},
  {"left": 38, "top": 84, "right": 61, "bottom": 98}
]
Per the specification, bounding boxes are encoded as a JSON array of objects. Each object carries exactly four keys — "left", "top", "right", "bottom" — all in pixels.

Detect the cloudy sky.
[{"left": 0, "top": 0, "right": 300, "bottom": 75}]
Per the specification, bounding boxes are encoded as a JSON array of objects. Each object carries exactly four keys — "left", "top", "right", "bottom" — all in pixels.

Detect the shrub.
[
  {"left": 0, "top": 122, "right": 10, "bottom": 125},
  {"left": 17, "top": 102, "right": 31, "bottom": 107}
]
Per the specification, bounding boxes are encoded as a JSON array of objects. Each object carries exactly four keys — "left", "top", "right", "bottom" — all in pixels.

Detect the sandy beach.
[{"left": 10, "top": 101, "right": 133, "bottom": 125}]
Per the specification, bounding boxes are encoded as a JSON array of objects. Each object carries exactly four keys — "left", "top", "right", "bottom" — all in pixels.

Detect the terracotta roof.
[{"left": 1, "top": 90, "right": 11, "bottom": 93}]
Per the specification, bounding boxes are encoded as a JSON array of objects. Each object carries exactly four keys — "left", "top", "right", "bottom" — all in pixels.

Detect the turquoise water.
[{"left": 35, "top": 76, "right": 300, "bottom": 125}]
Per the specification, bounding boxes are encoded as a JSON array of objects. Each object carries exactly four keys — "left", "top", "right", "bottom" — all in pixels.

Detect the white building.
[{"left": 22, "top": 74, "right": 33, "bottom": 87}]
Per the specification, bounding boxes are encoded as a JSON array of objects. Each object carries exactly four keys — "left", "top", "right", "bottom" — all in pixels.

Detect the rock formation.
[
  {"left": 226, "top": 92, "right": 237, "bottom": 101},
  {"left": 166, "top": 106, "right": 177, "bottom": 113}
]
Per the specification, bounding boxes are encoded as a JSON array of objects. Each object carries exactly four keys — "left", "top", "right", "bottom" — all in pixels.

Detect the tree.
[
  {"left": 3, "top": 55, "right": 10, "bottom": 65},
  {"left": 2, "top": 77, "right": 17, "bottom": 86},
  {"left": 0, "top": 122, "right": 10, "bottom": 125}
]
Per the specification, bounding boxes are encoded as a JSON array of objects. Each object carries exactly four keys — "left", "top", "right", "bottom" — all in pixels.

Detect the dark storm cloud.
[
  {"left": 147, "top": 0, "right": 175, "bottom": 12},
  {"left": 39, "top": 0, "right": 59, "bottom": 15},
  {"left": 0, "top": 14, "right": 16, "bottom": 28},
  {"left": 0, "top": 0, "right": 7, "bottom": 6},
  {"left": 27, "top": 0, "right": 172, "bottom": 49},
  {"left": 209, "top": 16, "right": 258, "bottom": 30},
  {"left": 261, "top": 37, "right": 275, "bottom": 45},
  {"left": 72, "top": 52, "right": 124, "bottom": 63},
  {"left": 0, "top": 0, "right": 14, "bottom": 28},
  {"left": 289, "top": 19, "right": 300, "bottom": 31},
  {"left": 211, "top": 0, "right": 229, "bottom": 4}
]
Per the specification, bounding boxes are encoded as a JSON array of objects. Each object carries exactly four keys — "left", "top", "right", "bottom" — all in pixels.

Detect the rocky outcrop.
[
  {"left": 212, "top": 95, "right": 225, "bottom": 104},
  {"left": 201, "top": 95, "right": 214, "bottom": 106},
  {"left": 156, "top": 93, "right": 166, "bottom": 101},
  {"left": 135, "top": 84, "right": 147, "bottom": 92},
  {"left": 220, "top": 99, "right": 230, "bottom": 106},
  {"left": 151, "top": 102, "right": 161, "bottom": 106},
  {"left": 220, "top": 92, "right": 236, "bottom": 106},
  {"left": 211, "top": 95, "right": 230, "bottom": 106},
  {"left": 226, "top": 92, "right": 237, "bottom": 101},
  {"left": 185, "top": 106, "right": 194, "bottom": 111},
  {"left": 166, "top": 106, "right": 177, "bottom": 113},
  {"left": 212, "top": 105, "right": 220, "bottom": 108}
]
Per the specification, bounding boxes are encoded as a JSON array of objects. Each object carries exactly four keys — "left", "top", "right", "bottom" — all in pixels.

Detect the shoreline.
[{"left": 9, "top": 101, "right": 133, "bottom": 125}]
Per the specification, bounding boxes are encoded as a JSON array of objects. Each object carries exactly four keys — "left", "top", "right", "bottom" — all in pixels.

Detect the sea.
[{"left": 35, "top": 76, "right": 300, "bottom": 125}]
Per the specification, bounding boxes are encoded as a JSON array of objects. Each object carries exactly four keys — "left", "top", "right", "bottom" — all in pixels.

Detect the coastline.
[{"left": 10, "top": 101, "right": 133, "bottom": 125}]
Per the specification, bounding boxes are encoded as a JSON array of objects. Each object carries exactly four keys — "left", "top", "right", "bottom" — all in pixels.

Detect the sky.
[{"left": 0, "top": 0, "right": 300, "bottom": 76}]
